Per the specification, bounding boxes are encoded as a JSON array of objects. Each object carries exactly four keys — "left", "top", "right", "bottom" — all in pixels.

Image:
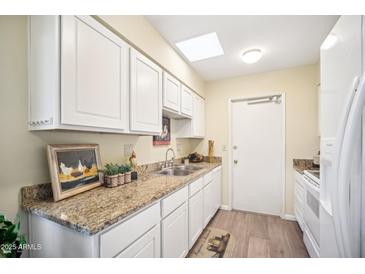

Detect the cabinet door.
[
  {"left": 181, "top": 85, "right": 193, "bottom": 117},
  {"left": 203, "top": 182, "right": 214, "bottom": 226},
  {"left": 192, "top": 95, "right": 205, "bottom": 137},
  {"left": 116, "top": 225, "right": 160, "bottom": 258},
  {"left": 130, "top": 48, "right": 162, "bottom": 134},
  {"left": 199, "top": 97, "right": 205, "bottom": 137},
  {"left": 163, "top": 71, "right": 180, "bottom": 113},
  {"left": 192, "top": 94, "right": 200, "bottom": 136},
  {"left": 61, "top": 16, "right": 129, "bottom": 130},
  {"left": 162, "top": 202, "right": 189, "bottom": 258},
  {"left": 214, "top": 168, "right": 221, "bottom": 212},
  {"left": 188, "top": 190, "right": 204, "bottom": 248}
]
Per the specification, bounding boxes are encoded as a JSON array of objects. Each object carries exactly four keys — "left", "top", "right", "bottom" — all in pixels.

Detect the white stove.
[
  {"left": 304, "top": 169, "right": 320, "bottom": 188},
  {"left": 303, "top": 169, "right": 320, "bottom": 257}
]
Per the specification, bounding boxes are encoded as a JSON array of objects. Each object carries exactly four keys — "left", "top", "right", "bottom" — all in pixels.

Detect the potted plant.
[
  {"left": 102, "top": 163, "right": 119, "bottom": 188},
  {"left": 117, "top": 164, "right": 126, "bottom": 185},
  {"left": 124, "top": 164, "right": 132, "bottom": 183},
  {"left": 0, "top": 214, "right": 26, "bottom": 258}
]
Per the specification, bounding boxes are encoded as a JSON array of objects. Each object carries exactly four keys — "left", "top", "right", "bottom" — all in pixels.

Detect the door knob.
[{"left": 234, "top": 160, "right": 238, "bottom": 164}]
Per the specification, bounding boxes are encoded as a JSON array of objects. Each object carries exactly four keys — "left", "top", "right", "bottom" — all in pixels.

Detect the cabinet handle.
[{"left": 234, "top": 160, "right": 238, "bottom": 164}]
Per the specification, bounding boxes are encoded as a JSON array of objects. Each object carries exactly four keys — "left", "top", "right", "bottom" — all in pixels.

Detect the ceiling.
[{"left": 146, "top": 15, "right": 339, "bottom": 81}]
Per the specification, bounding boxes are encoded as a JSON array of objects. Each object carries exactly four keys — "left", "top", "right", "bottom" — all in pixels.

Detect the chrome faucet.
[{"left": 164, "top": 148, "right": 176, "bottom": 168}]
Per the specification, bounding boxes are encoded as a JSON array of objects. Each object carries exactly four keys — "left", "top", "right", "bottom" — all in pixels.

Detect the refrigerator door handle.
[
  {"left": 332, "top": 76, "right": 359, "bottom": 256},
  {"left": 335, "top": 74, "right": 365, "bottom": 257}
]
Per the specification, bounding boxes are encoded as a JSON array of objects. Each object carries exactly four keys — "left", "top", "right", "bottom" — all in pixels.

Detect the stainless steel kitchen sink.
[
  {"left": 173, "top": 165, "right": 202, "bottom": 171},
  {"left": 158, "top": 165, "right": 203, "bottom": 176}
]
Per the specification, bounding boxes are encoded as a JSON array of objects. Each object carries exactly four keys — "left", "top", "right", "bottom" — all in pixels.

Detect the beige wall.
[
  {"left": 0, "top": 15, "right": 319, "bottom": 221},
  {"left": 193, "top": 64, "right": 320, "bottom": 215},
  {"left": 98, "top": 15, "right": 205, "bottom": 97},
  {"left": 0, "top": 16, "right": 198, "bottom": 220}
]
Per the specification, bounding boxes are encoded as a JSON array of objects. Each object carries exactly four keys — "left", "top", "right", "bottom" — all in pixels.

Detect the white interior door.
[{"left": 232, "top": 96, "right": 283, "bottom": 216}]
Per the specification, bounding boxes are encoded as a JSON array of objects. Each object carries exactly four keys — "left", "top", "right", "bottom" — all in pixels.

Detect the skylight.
[{"left": 175, "top": 32, "right": 224, "bottom": 62}]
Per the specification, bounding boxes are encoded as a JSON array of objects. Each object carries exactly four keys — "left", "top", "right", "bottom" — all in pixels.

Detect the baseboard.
[
  {"left": 281, "top": 214, "right": 296, "bottom": 221},
  {"left": 220, "top": 204, "right": 232, "bottom": 211}
]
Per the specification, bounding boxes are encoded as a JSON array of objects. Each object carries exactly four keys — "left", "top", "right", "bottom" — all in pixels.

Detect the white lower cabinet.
[
  {"left": 28, "top": 168, "right": 221, "bottom": 258},
  {"left": 294, "top": 170, "right": 305, "bottom": 231},
  {"left": 203, "top": 173, "right": 215, "bottom": 226},
  {"left": 203, "top": 182, "right": 215, "bottom": 226},
  {"left": 100, "top": 202, "right": 160, "bottom": 258},
  {"left": 188, "top": 190, "right": 204, "bottom": 248},
  {"left": 213, "top": 167, "right": 222, "bottom": 213},
  {"left": 116, "top": 225, "right": 160, "bottom": 258},
  {"left": 161, "top": 202, "right": 189, "bottom": 258}
]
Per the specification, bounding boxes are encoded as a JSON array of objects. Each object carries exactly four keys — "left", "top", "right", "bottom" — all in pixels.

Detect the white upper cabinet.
[
  {"left": 175, "top": 93, "right": 205, "bottom": 138},
  {"left": 192, "top": 95, "right": 199, "bottom": 135},
  {"left": 28, "top": 15, "right": 199, "bottom": 135},
  {"left": 162, "top": 74, "right": 194, "bottom": 119},
  {"left": 61, "top": 16, "right": 129, "bottom": 130},
  {"left": 163, "top": 71, "right": 181, "bottom": 113},
  {"left": 199, "top": 95, "right": 206, "bottom": 137},
  {"left": 180, "top": 85, "right": 193, "bottom": 118},
  {"left": 28, "top": 15, "right": 130, "bottom": 133},
  {"left": 130, "top": 48, "right": 163, "bottom": 134}
]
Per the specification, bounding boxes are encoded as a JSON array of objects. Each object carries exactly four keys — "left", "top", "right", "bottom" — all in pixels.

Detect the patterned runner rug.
[{"left": 188, "top": 227, "right": 235, "bottom": 258}]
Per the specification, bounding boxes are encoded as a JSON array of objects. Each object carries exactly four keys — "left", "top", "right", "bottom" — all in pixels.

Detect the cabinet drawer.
[
  {"left": 100, "top": 203, "right": 160, "bottom": 258},
  {"left": 189, "top": 177, "right": 203, "bottom": 197},
  {"left": 203, "top": 171, "right": 214, "bottom": 187},
  {"left": 161, "top": 186, "right": 188, "bottom": 218}
]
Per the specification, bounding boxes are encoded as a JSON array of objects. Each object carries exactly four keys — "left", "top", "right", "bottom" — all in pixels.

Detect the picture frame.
[
  {"left": 153, "top": 117, "right": 171, "bottom": 146},
  {"left": 47, "top": 144, "right": 103, "bottom": 202}
]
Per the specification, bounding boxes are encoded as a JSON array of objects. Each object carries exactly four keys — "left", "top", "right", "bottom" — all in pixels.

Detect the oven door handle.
[{"left": 303, "top": 175, "right": 320, "bottom": 195}]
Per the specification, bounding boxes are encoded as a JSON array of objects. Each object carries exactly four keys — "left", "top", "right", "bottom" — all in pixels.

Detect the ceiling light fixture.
[
  {"left": 175, "top": 32, "right": 224, "bottom": 62},
  {"left": 241, "top": 49, "right": 262, "bottom": 64},
  {"left": 321, "top": 34, "right": 338, "bottom": 50}
]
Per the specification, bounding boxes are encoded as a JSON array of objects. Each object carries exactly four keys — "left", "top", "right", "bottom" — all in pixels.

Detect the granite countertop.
[
  {"left": 293, "top": 159, "right": 318, "bottom": 174},
  {"left": 22, "top": 161, "right": 221, "bottom": 236}
]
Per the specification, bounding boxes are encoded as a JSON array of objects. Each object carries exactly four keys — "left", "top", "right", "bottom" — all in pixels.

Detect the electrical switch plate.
[
  {"left": 176, "top": 143, "right": 182, "bottom": 153},
  {"left": 222, "top": 145, "right": 228, "bottom": 151},
  {"left": 124, "top": 144, "right": 134, "bottom": 157}
]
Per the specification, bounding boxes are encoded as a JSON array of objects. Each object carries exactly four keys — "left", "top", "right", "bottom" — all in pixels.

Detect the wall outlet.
[
  {"left": 124, "top": 144, "right": 134, "bottom": 157},
  {"left": 222, "top": 145, "right": 228, "bottom": 151},
  {"left": 176, "top": 143, "right": 182, "bottom": 153}
]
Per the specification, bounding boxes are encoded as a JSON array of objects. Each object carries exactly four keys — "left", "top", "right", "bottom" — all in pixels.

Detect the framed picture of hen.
[
  {"left": 47, "top": 144, "right": 102, "bottom": 201},
  {"left": 153, "top": 117, "right": 171, "bottom": 146}
]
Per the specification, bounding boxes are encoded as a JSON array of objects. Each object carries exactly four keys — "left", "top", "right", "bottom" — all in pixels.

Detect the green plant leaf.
[{"left": 3, "top": 220, "right": 13, "bottom": 227}]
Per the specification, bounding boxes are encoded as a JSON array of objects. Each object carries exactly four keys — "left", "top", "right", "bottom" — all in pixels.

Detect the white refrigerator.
[{"left": 320, "top": 15, "right": 365, "bottom": 257}]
